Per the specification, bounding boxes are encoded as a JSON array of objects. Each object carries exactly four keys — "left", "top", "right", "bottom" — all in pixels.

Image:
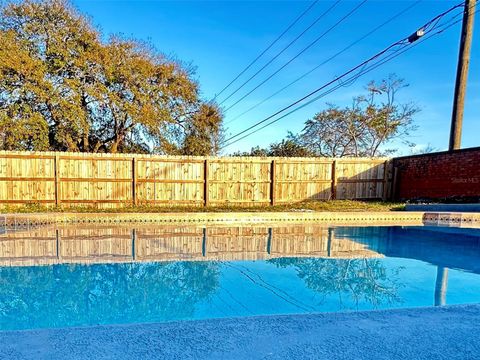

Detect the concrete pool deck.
[{"left": 0, "top": 304, "right": 479, "bottom": 360}]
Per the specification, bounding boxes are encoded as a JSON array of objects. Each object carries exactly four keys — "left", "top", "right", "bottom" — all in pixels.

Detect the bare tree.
[
  {"left": 299, "top": 75, "right": 419, "bottom": 157},
  {"left": 409, "top": 143, "right": 439, "bottom": 155}
]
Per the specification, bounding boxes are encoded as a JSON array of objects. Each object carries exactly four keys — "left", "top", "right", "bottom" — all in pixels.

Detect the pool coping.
[{"left": 1, "top": 211, "right": 480, "bottom": 228}]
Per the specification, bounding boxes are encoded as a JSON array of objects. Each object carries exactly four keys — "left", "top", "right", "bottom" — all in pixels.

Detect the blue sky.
[{"left": 73, "top": 0, "right": 479, "bottom": 155}]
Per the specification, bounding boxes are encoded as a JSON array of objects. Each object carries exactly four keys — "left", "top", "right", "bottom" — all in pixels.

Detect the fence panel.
[
  {"left": 58, "top": 155, "right": 133, "bottom": 207},
  {"left": 207, "top": 158, "right": 272, "bottom": 205},
  {"left": 0, "top": 152, "right": 55, "bottom": 204},
  {"left": 275, "top": 159, "right": 333, "bottom": 202},
  {"left": 335, "top": 160, "right": 388, "bottom": 200},
  {"left": 135, "top": 158, "right": 204, "bottom": 206}
]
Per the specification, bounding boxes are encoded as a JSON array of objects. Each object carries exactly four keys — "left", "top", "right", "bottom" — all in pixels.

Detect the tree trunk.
[
  {"left": 110, "top": 135, "right": 123, "bottom": 153},
  {"left": 83, "top": 135, "right": 89, "bottom": 152}
]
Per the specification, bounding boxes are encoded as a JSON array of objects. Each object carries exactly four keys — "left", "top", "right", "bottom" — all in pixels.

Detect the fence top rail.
[{"left": 0, "top": 150, "right": 391, "bottom": 163}]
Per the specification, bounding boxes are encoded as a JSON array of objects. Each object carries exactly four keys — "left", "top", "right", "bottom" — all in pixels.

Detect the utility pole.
[{"left": 449, "top": 0, "right": 476, "bottom": 151}]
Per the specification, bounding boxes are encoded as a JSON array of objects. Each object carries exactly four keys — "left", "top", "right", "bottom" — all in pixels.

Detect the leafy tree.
[
  {"left": 299, "top": 75, "right": 419, "bottom": 157},
  {"left": 91, "top": 38, "right": 200, "bottom": 153},
  {"left": 231, "top": 146, "right": 267, "bottom": 157},
  {"left": 0, "top": 0, "right": 222, "bottom": 154},
  {"left": 268, "top": 137, "right": 313, "bottom": 157},
  {"left": 0, "top": 30, "right": 50, "bottom": 150},
  {"left": 177, "top": 102, "right": 224, "bottom": 156},
  {"left": 231, "top": 134, "right": 312, "bottom": 157},
  {"left": 1, "top": 0, "right": 104, "bottom": 151}
]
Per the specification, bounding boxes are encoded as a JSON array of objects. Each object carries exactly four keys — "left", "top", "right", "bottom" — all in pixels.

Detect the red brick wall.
[{"left": 393, "top": 147, "right": 480, "bottom": 201}]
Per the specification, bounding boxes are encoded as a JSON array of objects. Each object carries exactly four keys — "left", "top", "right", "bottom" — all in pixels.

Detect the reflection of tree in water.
[
  {"left": 269, "top": 257, "right": 404, "bottom": 310},
  {"left": 0, "top": 261, "right": 220, "bottom": 330}
]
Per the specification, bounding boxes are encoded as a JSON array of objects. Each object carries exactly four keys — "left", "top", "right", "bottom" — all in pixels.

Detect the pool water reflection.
[{"left": 0, "top": 225, "right": 479, "bottom": 330}]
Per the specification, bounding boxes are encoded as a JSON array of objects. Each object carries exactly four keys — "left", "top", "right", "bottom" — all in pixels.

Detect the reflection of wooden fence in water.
[
  {"left": 0, "top": 151, "right": 392, "bottom": 208},
  {"left": 0, "top": 225, "right": 382, "bottom": 266}
]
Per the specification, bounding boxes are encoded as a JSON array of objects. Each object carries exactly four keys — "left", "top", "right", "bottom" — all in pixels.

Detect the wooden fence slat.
[
  {"left": 337, "top": 179, "right": 384, "bottom": 183},
  {"left": 208, "top": 180, "right": 271, "bottom": 184},
  {"left": 270, "top": 160, "right": 276, "bottom": 206},
  {"left": 276, "top": 180, "right": 332, "bottom": 184},
  {"left": 135, "top": 179, "right": 205, "bottom": 184},
  {"left": 132, "top": 157, "right": 137, "bottom": 206},
  {"left": 0, "top": 200, "right": 55, "bottom": 203},
  {"left": 204, "top": 159, "right": 209, "bottom": 207},
  {"left": 54, "top": 155, "right": 60, "bottom": 206},
  {"left": 58, "top": 178, "right": 132, "bottom": 182},
  {"left": 0, "top": 177, "right": 55, "bottom": 181}
]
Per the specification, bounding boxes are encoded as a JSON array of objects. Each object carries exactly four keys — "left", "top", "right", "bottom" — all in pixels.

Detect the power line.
[
  {"left": 229, "top": 13, "right": 476, "bottom": 148},
  {"left": 217, "top": 0, "right": 342, "bottom": 106},
  {"left": 214, "top": 0, "right": 319, "bottom": 100},
  {"left": 223, "top": 2, "right": 466, "bottom": 145},
  {"left": 223, "top": 12, "right": 469, "bottom": 149},
  {"left": 221, "top": 2, "right": 466, "bottom": 149},
  {"left": 223, "top": 0, "right": 368, "bottom": 113},
  {"left": 301, "top": 3, "right": 478, "bottom": 100},
  {"left": 225, "top": 0, "right": 422, "bottom": 126},
  {"left": 223, "top": 46, "right": 410, "bottom": 148}
]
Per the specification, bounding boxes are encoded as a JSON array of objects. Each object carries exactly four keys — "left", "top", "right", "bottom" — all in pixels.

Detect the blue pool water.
[{"left": 1, "top": 225, "right": 480, "bottom": 330}]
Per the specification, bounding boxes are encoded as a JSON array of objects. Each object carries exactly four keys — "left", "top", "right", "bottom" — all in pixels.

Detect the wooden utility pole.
[{"left": 449, "top": 0, "right": 476, "bottom": 151}]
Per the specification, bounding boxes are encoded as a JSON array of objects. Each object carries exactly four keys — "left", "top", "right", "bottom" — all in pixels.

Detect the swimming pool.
[{"left": 1, "top": 224, "right": 480, "bottom": 331}]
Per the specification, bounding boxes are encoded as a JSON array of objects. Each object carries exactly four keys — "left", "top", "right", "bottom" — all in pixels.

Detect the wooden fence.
[{"left": 0, "top": 151, "right": 392, "bottom": 208}]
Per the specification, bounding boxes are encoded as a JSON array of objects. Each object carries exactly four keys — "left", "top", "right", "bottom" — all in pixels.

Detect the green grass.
[{"left": 0, "top": 200, "right": 405, "bottom": 214}]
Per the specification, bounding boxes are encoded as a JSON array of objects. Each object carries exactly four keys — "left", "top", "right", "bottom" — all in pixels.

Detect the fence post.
[
  {"left": 382, "top": 160, "right": 389, "bottom": 201},
  {"left": 132, "top": 157, "right": 137, "bottom": 206},
  {"left": 54, "top": 154, "right": 60, "bottom": 206},
  {"left": 270, "top": 160, "right": 276, "bottom": 206},
  {"left": 331, "top": 160, "right": 337, "bottom": 200},
  {"left": 391, "top": 166, "right": 399, "bottom": 202},
  {"left": 204, "top": 159, "right": 209, "bottom": 207}
]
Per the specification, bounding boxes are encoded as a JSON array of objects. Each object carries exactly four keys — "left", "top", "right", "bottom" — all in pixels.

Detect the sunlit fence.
[{"left": 0, "top": 151, "right": 392, "bottom": 208}]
